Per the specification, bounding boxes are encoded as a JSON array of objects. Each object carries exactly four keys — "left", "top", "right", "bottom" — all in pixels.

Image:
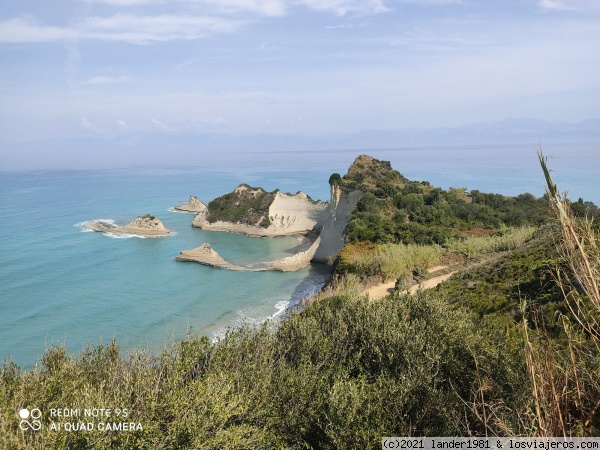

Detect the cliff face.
[
  {"left": 193, "top": 184, "right": 328, "bottom": 237},
  {"left": 186, "top": 156, "right": 397, "bottom": 265},
  {"left": 311, "top": 184, "right": 363, "bottom": 264}
]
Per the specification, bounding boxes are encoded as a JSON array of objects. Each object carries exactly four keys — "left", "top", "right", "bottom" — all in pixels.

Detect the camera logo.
[{"left": 18, "top": 408, "right": 42, "bottom": 431}]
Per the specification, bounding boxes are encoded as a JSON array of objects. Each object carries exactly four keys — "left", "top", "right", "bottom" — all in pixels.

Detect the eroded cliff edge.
[
  {"left": 178, "top": 159, "right": 367, "bottom": 270},
  {"left": 192, "top": 185, "right": 328, "bottom": 237},
  {"left": 311, "top": 183, "right": 364, "bottom": 264}
]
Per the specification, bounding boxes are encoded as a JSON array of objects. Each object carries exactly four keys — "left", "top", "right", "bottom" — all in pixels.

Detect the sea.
[{"left": 1, "top": 143, "right": 598, "bottom": 368}]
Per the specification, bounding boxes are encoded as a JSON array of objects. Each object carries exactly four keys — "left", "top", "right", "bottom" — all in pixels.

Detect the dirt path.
[
  {"left": 364, "top": 252, "right": 507, "bottom": 301},
  {"left": 365, "top": 265, "right": 456, "bottom": 300},
  {"left": 407, "top": 272, "right": 455, "bottom": 295}
]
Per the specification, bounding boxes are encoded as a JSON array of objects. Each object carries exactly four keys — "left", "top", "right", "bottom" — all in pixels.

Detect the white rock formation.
[
  {"left": 192, "top": 188, "right": 327, "bottom": 237},
  {"left": 174, "top": 196, "right": 207, "bottom": 213},
  {"left": 176, "top": 237, "right": 321, "bottom": 272},
  {"left": 82, "top": 215, "right": 172, "bottom": 237},
  {"left": 311, "top": 184, "right": 363, "bottom": 264}
]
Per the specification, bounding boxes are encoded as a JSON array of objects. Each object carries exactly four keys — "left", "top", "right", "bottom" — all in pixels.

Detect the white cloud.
[
  {"left": 325, "top": 23, "right": 354, "bottom": 29},
  {"left": 0, "top": 14, "right": 241, "bottom": 44},
  {"left": 151, "top": 118, "right": 171, "bottom": 131},
  {"left": 81, "top": 14, "right": 241, "bottom": 43},
  {"left": 539, "top": 0, "right": 574, "bottom": 10},
  {"left": 0, "top": 0, "right": 403, "bottom": 45},
  {"left": 538, "top": 0, "right": 600, "bottom": 11},
  {"left": 81, "top": 117, "right": 104, "bottom": 133},
  {"left": 191, "top": 0, "right": 285, "bottom": 17},
  {"left": 116, "top": 119, "right": 129, "bottom": 130},
  {"left": 0, "top": 18, "right": 76, "bottom": 43},
  {"left": 82, "top": 0, "right": 285, "bottom": 16},
  {"left": 298, "top": 0, "right": 388, "bottom": 16}
]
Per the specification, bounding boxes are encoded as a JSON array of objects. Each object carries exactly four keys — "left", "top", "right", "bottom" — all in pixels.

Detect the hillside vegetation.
[
  {"left": 342, "top": 155, "right": 549, "bottom": 245},
  {"left": 2, "top": 154, "right": 599, "bottom": 448}
]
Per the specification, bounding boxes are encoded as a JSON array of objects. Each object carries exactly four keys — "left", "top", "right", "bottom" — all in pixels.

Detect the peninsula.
[{"left": 176, "top": 162, "right": 367, "bottom": 271}]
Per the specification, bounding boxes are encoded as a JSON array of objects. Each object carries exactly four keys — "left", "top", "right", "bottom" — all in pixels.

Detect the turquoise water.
[
  {"left": 1, "top": 144, "right": 597, "bottom": 368},
  {"left": 0, "top": 168, "right": 333, "bottom": 368}
]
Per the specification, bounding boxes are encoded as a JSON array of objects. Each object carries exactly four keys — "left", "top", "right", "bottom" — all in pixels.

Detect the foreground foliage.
[
  {"left": 522, "top": 153, "right": 600, "bottom": 436},
  {"left": 1, "top": 292, "right": 526, "bottom": 449}
]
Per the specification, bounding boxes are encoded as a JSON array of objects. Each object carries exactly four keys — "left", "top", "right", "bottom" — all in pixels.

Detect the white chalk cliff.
[
  {"left": 311, "top": 184, "right": 363, "bottom": 264},
  {"left": 192, "top": 186, "right": 328, "bottom": 237},
  {"left": 179, "top": 159, "right": 366, "bottom": 271},
  {"left": 179, "top": 181, "right": 362, "bottom": 270}
]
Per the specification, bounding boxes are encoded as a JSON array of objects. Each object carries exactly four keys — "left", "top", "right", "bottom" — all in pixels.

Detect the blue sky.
[{"left": 1, "top": 0, "right": 599, "bottom": 154}]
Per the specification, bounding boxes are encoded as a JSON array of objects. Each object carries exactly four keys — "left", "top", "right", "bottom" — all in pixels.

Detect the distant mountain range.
[
  {"left": 345, "top": 118, "right": 600, "bottom": 147},
  {"left": 4, "top": 118, "right": 600, "bottom": 170}
]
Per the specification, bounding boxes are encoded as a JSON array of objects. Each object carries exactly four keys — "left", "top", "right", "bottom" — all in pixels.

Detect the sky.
[{"left": 1, "top": 0, "right": 599, "bottom": 168}]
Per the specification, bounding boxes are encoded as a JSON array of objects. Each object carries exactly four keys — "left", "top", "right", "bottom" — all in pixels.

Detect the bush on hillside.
[{"left": 0, "top": 291, "right": 527, "bottom": 449}]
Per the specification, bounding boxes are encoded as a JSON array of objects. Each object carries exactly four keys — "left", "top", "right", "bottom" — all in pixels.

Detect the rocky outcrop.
[
  {"left": 174, "top": 196, "right": 207, "bottom": 213},
  {"left": 176, "top": 236, "right": 321, "bottom": 272},
  {"left": 175, "top": 243, "right": 245, "bottom": 270},
  {"left": 192, "top": 186, "right": 327, "bottom": 237},
  {"left": 180, "top": 157, "right": 373, "bottom": 270},
  {"left": 82, "top": 214, "right": 172, "bottom": 237}
]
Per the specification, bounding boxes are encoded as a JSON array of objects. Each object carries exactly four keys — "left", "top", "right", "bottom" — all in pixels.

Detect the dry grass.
[
  {"left": 444, "top": 226, "right": 537, "bottom": 259},
  {"left": 521, "top": 151, "right": 600, "bottom": 436},
  {"left": 338, "top": 242, "right": 442, "bottom": 281}
]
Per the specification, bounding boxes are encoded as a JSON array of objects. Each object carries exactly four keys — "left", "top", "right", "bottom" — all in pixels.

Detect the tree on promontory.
[{"left": 329, "top": 173, "right": 342, "bottom": 186}]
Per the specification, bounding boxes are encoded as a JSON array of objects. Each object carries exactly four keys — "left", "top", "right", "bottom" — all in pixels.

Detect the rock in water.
[
  {"left": 174, "top": 196, "right": 207, "bottom": 213},
  {"left": 83, "top": 214, "right": 172, "bottom": 237}
]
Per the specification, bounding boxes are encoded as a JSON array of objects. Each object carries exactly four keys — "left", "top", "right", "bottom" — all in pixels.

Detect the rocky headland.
[
  {"left": 192, "top": 185, "right": 328, "bottom": 237},
  {"left": 83, "top": 214, "right": 172, "bottom": 237},
  {"left": 175, "top": 235, "right": 322, "bottom": 272},
  {"left": 177, "top": 158, "right": 369, "bottom": 271}
]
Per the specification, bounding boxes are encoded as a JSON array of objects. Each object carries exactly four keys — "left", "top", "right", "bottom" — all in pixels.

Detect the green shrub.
[{"left": 0, "top": 290, "right": 528, "bottom": 448}]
